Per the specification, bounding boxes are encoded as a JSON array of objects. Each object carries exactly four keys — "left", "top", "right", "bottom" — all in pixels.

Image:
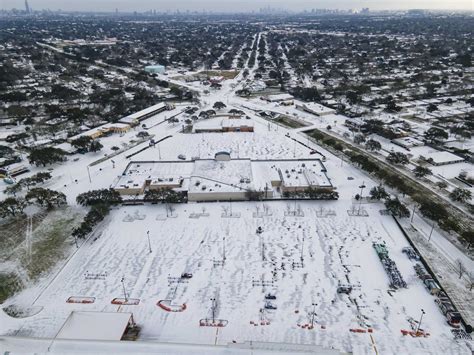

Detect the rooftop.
[{"left": 57, "top": 311, "right": 132, "bottom": 341}]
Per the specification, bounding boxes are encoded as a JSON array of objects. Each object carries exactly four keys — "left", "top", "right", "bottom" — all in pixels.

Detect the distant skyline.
[{"left": 1, "top": 0, "right": 473, "bottom": 12}]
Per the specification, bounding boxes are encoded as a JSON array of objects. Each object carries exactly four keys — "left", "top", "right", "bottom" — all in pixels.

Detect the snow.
[
  {"left": 56, "top": 311, "right": 132, "bottom": 341},
  {"left": 1, "top": 201, "right": 471, "bottom": 354},
  {"left": 1, "top": 38, "right": 473, "bottom": 355},
  {"left": 422, "top": 150, "right": 465, "bottom": 165}
]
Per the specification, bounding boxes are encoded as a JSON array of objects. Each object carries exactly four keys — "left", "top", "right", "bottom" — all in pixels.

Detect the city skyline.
[{"left": 1, "top": 0, "right": 473, "bottom": 12}]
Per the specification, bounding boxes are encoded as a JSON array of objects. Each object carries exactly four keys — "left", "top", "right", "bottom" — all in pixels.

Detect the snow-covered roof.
[
  {"left": 296, "top": 101, "right": 336, "bottom": 115},
  {"left": 57, "top": 311, "right": 132, "bottom": 341},
  {"left": 266, "top": 94, "right": 294, "bottom": 102},
  {"left": 424, "top": 150, "right": 464, "bottom": 165},
  {"left": 126, "top": 103, "right": 167, "bottom": 120}
]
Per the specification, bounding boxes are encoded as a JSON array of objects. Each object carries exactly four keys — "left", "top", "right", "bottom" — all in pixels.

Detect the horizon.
[{"left": 1, "top": 0, "right": 473, "bottom": 12}]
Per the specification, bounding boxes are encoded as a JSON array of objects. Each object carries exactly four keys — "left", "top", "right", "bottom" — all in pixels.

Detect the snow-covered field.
[
  {"left": 1, "top": 200, "right": 470, "bottom": 354},
  {"left": 1, "top": 51, "right": 473, "bottom": 354}
]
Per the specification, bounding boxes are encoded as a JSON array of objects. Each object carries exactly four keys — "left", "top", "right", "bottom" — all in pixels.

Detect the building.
[
  {"left": 391, "top": 137, "right": 424, "bottom": 149},
  {"left": 114, "top": 156, "right": 334, "bottom": 201},
  {"left": 119, "top": 103, "right": 175, "bottom": 126},
  {"left": 264, "top": 94, "right": 294, "bottom": 103},
  {"left": 145, "top": 65, "right": 166, "bottom": 74},
  {"left": 296, "top": 102, "right": 336, "bottom": 116},
  {"left": 67, "top": 123, "right": 131, "bottom": 142},
  {"left": 57, "top": 311, "right": 136, "bottom": 341},
  {"left": 422, "top": 150, "right": 465, "bottom": 166},
  {"left": 193, "top": 118, "right": 254, "bottom": 133}
]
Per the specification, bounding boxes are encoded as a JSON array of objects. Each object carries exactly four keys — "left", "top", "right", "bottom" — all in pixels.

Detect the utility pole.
[
  {"left": 415, "top": 309, "right": 425, "bottom": 334},
  {"left": 411, "top": 204, "right": 416, "bottom": 222},
  {"left": 87, "top": 165, "right": 92, "bottom": 183},
  {"left": 147, "top": 230, "right": 152, "bottom": 253}
]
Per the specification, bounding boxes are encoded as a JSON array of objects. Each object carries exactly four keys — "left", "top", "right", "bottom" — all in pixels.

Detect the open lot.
[{"left": 1, "top": 201, "right": 470, "bottom": 354}]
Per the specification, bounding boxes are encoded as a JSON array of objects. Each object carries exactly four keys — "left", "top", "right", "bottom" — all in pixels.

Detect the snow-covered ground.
[
  {"left": 2, "top": 200, "right": 471, "bottom": 354},
  {"left": 1, "top": 55, "right": 473, "bottom": 354}
]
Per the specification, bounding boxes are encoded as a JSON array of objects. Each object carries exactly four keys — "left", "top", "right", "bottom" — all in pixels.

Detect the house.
[
  {"left": 296, "top": 102, "right": 336, "bottom": 116},
  {"left": 264, "top": 94, "right": 294, "bottom": 103},
  {"left": 422, "top": 150, "right": 465, "bottom": 166}
]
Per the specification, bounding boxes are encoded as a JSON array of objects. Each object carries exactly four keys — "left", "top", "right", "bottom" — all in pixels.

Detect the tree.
[
  {"left": 413, "top": 166, "right": 432, "bottom": 178},
  {"left": 245, "top": 189, "right": 264, "bottom": 201},
  {"left": 0, "top": 197, "right": 27, "bottom": 218},
  {"left": 4, "top": 183, "right": 23, "bottom": 196},
  {"left": 71, "top": 136, "right": 92, "bottom": 153},
  {"left": 449, "top": 188, "right": 472, "bottom": 203},
  {"left": 369, "top": 186, "right": 389, "bottom": 200},
  {"left": 144, "top": 188, "right": 185, "bottom": 204},
  {"left": 386, "top": 152, "right": 409, "bottom": 165},
  {"left": 424, "top": 127, "right": 448, "bottom": 143},
  {"left": 76, "top": 189, "right": 122, "bottom": 206},
  {"left": 461, "top": 230, "right": 473, "bottom": 249},
  {"left": 436, "top": 181, "right": 448, "bottom": 189},
  {"left": 415, "top": 196, "right": 448, "bottom": 222},
  {"left": 26, "top": 188, "right": 67, "bottom": 209},
  {"left": 354, "top": 134, "right": 366, "bottom": 144},
  {"left": 72, "top": 204, "right": 110, "bottom": 239},
  {"left": 89, "top": 140, "right": 103, "bottom": 152},
  {"left": 385, "top": 198, "right": 410, "bottom": 218},
  {"left": 0, "top": 145, "right": 14, "bottom": 158},
  {"left": 28, "top": 147, "right": 66, "bottom": 167},
  {"left": 365, "top": 139, "right": 381, "bottom": 152},
  {"left": 213, "top": 101, "right": 227, "bottom": 110},
  {"left": 427, "top": 103, "right": 438, "bottom": 113}
]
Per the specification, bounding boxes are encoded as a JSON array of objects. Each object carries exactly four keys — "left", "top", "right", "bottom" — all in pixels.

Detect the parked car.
[
  {"left": 265, "top": 293, "right": 276, "bottom": 300},
  {"left": 181, "top": 273, "right": 193, "bottom": 279},
  {"left": 264, "top": 301, "right": 277, "bottom": 310},
  {"left": 337, "top": 285, "right": 353, "bottom": 294},
  {"left": 178, "top": 154, "right": 186, "bottom": 160}
]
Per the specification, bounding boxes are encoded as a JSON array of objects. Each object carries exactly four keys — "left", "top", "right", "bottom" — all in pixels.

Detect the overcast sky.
[{"left": 1, "top": 0, "right": 472, "bottom": 12}]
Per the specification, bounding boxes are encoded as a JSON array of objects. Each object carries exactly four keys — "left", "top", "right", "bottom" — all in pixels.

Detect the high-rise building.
[{"left": 25, "top": 0, "right": 30, "bottom": 14}]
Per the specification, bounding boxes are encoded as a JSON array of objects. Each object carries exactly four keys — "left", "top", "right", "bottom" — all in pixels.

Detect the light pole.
[
  {"left": 358, "top": 181, "right": 366, "bottom": 213},
  {"left": 415, "top": 309, "right": 425, "bottom": 334},
  {"left": 121, "top": 277, "right": 128, "bottom": 302},
  {"left": 87, "top": 165, "right": 92, "bottom": 183},
  {"left": 411, "top": 204, "right": 416, "bottom": 222},
  {"left": 147, "top": 230, "right": 152, "bottom": 253},
  {"left": 210, "top": 297, "right": 216, "bottom": 323},
  {"left": 428, "top": 223, "right": 435, "bottom": 242},
  {"left": 310, "top": 303, "right": 317, "bottom": 328}
]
